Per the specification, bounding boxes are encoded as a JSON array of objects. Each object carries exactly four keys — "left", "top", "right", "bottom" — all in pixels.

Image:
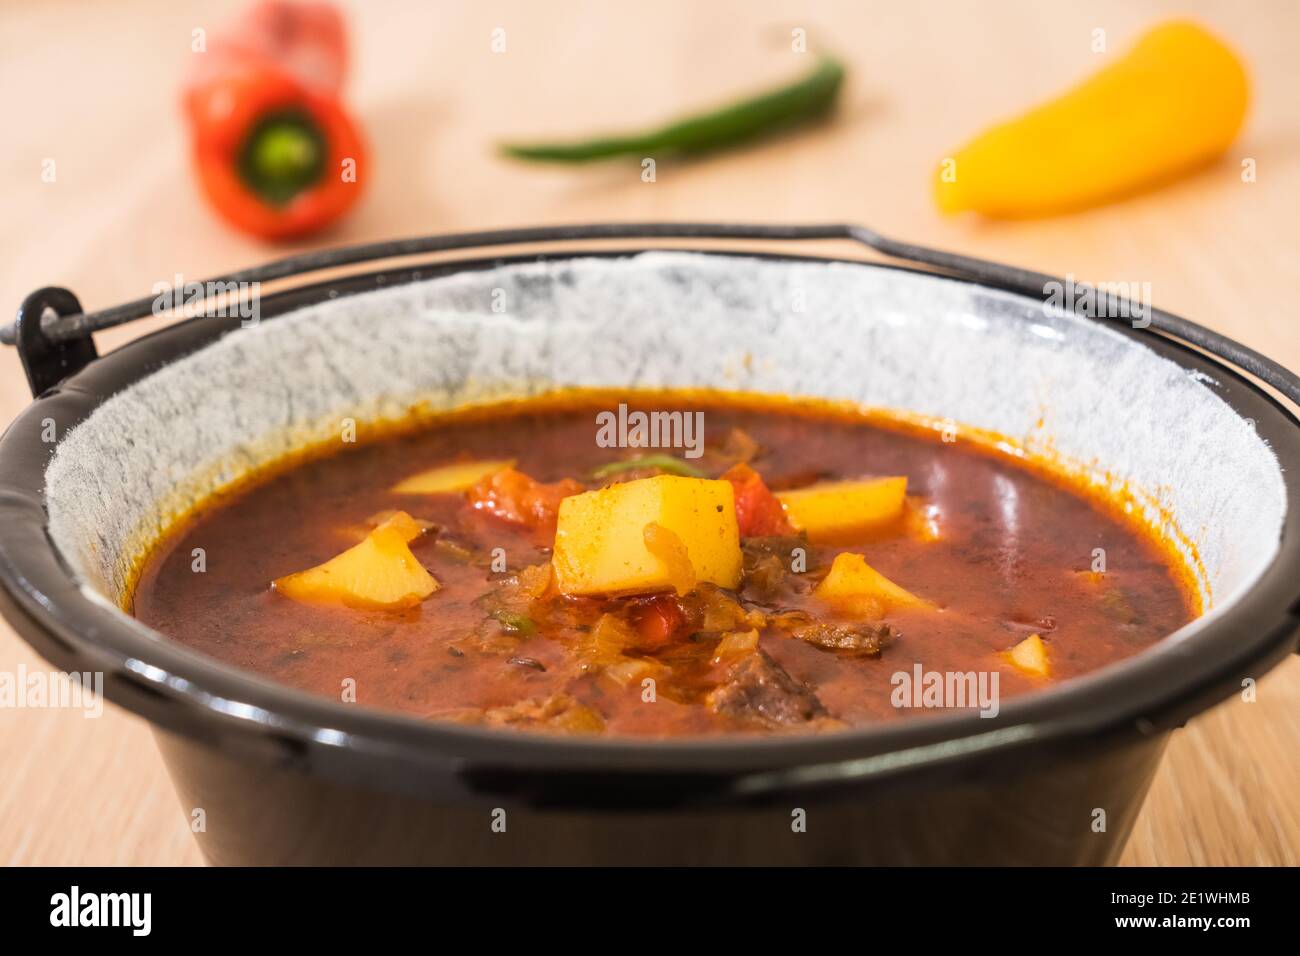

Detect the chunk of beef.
[
  {"left": 741, "top": 553, "right": 786, "bottom": 602},
  {"left": 740, "top": 534, "right": 810, "bottom": 604},
  {"left": 790, "top": 620, "right": 899, "bottom": 657},
  {"left": 707, "top": 650, "right": 827, "bottom": 728},
  {"left": 742, "top": 534, "right": 808, "bottom": 563}
]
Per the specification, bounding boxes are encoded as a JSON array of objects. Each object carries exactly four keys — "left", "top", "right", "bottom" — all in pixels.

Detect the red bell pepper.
[
  {"left": 722, "top": 463, "right": 795, "bottom": 537},
  {"left": 183, "top": 2, "right": 365, "bottom": 240}
]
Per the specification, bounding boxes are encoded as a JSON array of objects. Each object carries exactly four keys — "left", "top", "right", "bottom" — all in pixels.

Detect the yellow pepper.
[{"left": 934, "top": 21, "right": 1249, "bottom": 218}]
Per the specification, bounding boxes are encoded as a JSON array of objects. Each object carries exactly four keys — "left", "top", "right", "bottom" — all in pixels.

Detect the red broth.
[{"left": 131, "top": 393, "right": 1195, "bottom": 736}]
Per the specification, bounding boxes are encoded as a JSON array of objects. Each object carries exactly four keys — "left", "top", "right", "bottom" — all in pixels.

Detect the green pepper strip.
[
  {"left": 493, "top": 610, "right": 537, "bottom": 635},
  {"left": 591, "top": 454, "right": 707, "bottom": 479},
  {"left": 501, "top": 56, "right": 845, "bottom": 163}
]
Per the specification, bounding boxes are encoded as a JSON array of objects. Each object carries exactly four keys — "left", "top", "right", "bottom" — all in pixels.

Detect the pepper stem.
[{"left": 238, "top": 111, "right": 327, "bottom": 205}]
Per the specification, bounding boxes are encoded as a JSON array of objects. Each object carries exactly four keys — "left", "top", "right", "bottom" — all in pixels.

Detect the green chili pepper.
[
  {"left": 591, "top": 454, "right": 707, "bottom": 479},
  {"left": 501, "top": 56, "right": 845, "bottom": 163},
  {"left": 493, "top": 610, "right": 537, "bottom": 635}
]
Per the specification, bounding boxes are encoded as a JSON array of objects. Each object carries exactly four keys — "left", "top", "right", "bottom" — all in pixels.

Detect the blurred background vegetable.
[
  {"left": 183, "top": 1, "right": 365, "bottom": 239},
  {"left": 501, "top": 55, "right": 845, "bottom": 162},
  {"left": 934, "top": 20, "right": 1249, "bottom": 218}
]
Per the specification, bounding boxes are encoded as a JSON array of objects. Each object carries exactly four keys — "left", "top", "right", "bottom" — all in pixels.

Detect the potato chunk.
[
  {"left": 777, "top": 477, "right": 907, "bottom": 541},
  {"left": 372, "top": 510, "right": 431, "bottom": 542},
  {"left": 1005, "top": 633, "right": 1051, "bottom": 678},
  {"left": 815, "top": 552, "right": 930, "bottom": 614},
  {"left": 274, "top": 513, "right": 438, "bottom": 610},
  {"left": 552, "top": 476, "right": 741, "bottom": 596},
  {"left": 336, "top": 509, "right": 434, "bottom": 544},
  {"left": 391, "top": 458, "right": 515, "bottom": 494}
]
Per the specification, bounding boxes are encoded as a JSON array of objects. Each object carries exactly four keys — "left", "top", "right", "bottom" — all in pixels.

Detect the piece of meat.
[
  {"left": 477, "top": 694, "right": 605, "bottom": 734},
  {"left": 740, "top": 534, "right": 809, "bottom": 603},
  {"left": 742, "top": 534, "right": 809, "bottom": 564},
  {"left": 706, "top": 650, "right": 827, "bottom": 728},
  {"left": 790, "top": 620, "right": 898, "bottom": 657},
  {"left": 741, "top": 553, "right": 786, "bottom": 602}
]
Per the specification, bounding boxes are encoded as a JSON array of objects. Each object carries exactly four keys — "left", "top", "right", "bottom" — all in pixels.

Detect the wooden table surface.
[{"left": 1, "top": 0, "right": 1296, "bottom": 866}]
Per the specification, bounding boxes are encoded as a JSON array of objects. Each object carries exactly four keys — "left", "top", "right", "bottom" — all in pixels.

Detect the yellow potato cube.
[
  {"left": 552, "top": 476, "right": 741, "bottom": 596},
  {"left": 815, "top": 552, "right": 930, "bottom": 612},
  {"left": 274, "top": 517, "right": 438, "bottom": 610},
  {"left": 777, "top": 477, "right": 907, "bottom": 540},
  {"left": 373, "top": 510, "right": 432, "bottom": 541},
  {"left": 391, "top": 458, "right": 515, "bottom": 494},
  {"left": 1005, "top": 633, "right": 1051, "bottom": 679}
]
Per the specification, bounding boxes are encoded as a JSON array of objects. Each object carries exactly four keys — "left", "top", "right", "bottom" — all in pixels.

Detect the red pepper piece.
[
  {"left": 633, "top": 595, "right": 686, "bottom": 648},
  {"left": 183, "top": 3, "right": 364, "bottom": 240},
  {"left": 467, "top": 468, "right": 583, "bottom": 532},
  {"left": 722, "top": 463, "right": 795, "bottom": 537}
]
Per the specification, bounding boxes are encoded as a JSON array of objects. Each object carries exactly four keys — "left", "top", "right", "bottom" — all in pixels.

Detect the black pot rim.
[{"left": 2, "top": 234, "right": 1299, "bottom": 800}]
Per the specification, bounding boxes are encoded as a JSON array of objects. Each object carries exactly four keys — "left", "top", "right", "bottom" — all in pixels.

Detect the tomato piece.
[
  {"left": 633, "top": 595, "right": 686, "bottom": 648},
  {"left": 467, "top": 467, "right": 582, "bottom": 531},
  {"left": 722, "top": 463, "right": 795, "bottom": 537}
]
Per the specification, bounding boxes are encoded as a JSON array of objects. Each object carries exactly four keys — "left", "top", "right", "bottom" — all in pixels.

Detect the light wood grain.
[{"left": 0, "top": 0, "right": 1296, "bottom": 866}]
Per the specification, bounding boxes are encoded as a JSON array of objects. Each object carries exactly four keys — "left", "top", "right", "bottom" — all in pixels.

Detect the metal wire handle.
[{"left": 4, "top": 221, "right": 1299, "bottom": 407}]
